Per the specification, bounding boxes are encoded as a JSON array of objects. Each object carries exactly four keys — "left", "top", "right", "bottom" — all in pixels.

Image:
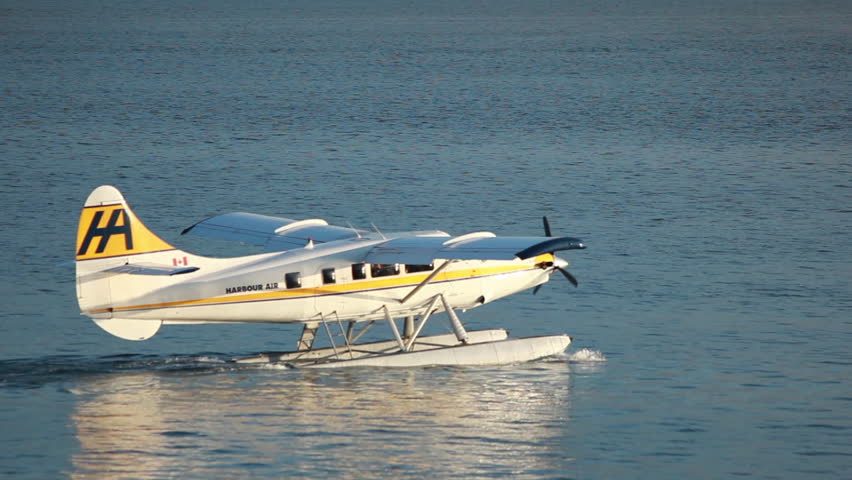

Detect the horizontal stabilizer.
[
  {"left": 104, "top": 263, "right": 200, "bottom": 276},
  {"left": 93, "top": 318, "right": 162, "bottom": 341}
]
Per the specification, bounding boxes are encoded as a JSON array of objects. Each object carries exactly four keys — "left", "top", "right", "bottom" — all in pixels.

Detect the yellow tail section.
[{"left": 76, "top": 186, "right": 175, "bottom": 261}]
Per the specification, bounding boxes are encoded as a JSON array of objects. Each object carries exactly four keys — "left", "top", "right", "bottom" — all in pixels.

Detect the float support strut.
[
  {"left": 403, "top": 316, "right": 415, "bottom": 338},
  {"left": 297, "top": 322, "right": 319, "bottom": 351},
  {"left": 440, "top": 294, "right": 469, "bottom": 344},
  {"left": 404, "top": 295, "right": 441, "bottom": 352},
  {"left": 383, "top": 306, "right": 406, "bottom": 352}
]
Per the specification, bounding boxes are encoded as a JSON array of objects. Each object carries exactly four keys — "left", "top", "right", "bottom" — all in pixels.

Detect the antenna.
[
  {"left": 370, "top": 222, "right": 386, "bottom": 239},
  {"left": 346, "top": 221, "right": 362, "bottom": 239}
]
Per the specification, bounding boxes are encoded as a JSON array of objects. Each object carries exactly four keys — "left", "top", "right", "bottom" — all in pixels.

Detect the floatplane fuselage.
[{"left": 75, "top": 186, "right": 586, "bottom": 367}]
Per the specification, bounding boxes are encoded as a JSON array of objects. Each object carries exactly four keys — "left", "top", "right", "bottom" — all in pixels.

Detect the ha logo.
[{"left": 77, "top": 208, "right": 134, "bottom": 256}]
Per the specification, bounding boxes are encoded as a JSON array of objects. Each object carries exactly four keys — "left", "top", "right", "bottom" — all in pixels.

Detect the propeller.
[
  {"left": 533, "top": 216, "right": 580, "bottom": 294},
  {"left": 557, "top": 265, "right": 579, "bottom": 287}
]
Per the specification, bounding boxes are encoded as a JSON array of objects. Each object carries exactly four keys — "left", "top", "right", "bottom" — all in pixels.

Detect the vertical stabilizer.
[
  {"left": 76, "top": 185, "right": 175, "bottom": 261},
  {"left": 75, "top": 185, "right": 180, "bottom": 340}
]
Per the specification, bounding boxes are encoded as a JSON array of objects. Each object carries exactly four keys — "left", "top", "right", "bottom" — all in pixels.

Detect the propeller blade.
[
  {"left": 537, "top": 217, "right": 580, "bottom": 290},
  {"left": 532, "top": 284, "right": 543, "bottom": 295},
  {"left": 557, "top": 266, "right": 579, "bottom": 287}
]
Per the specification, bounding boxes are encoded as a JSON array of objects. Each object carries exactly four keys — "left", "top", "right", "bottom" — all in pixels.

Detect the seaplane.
[{"left": 75, "top": 185, "right": 587, "bottom": 368}]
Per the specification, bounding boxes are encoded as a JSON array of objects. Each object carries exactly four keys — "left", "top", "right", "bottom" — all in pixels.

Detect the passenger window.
[
  {"left": 322, "top": 268, "right": 336, "bottom": 285},
  {"left": 371, "top": 263, "right": 400, "bottom": 278},
  {"left": 285, "top": 272, "right": 301, "bottom": 289},
  {"left": 352, "top": 263, "right": 367, "bottom": 280},
  {"left": 405, "top": 264, "right": 434, "bottom": 273}
]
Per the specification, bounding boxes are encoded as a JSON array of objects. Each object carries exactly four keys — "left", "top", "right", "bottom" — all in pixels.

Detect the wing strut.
[{"left": 400, "top": 260, "right": 455, "bottom": 304}]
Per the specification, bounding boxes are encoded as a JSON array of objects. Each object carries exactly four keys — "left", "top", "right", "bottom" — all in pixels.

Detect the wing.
[
  {"left": 364, "top": 232, "right": 586, "bottom": 264},
  {"left": 181, "top": 212, "right": 366, "bottom": 251},
  {"left": 182, "top": 213, "right": 585, "bottom": 261}
]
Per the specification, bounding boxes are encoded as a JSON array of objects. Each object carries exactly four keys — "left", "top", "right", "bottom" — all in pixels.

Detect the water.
[{"left": 1, "top": 0, "right": 851, "bottom": 478}]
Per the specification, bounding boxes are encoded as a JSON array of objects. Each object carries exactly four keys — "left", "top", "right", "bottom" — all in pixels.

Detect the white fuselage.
[{"left": 80, "top": 235, "right": 555, "bottom": 326}]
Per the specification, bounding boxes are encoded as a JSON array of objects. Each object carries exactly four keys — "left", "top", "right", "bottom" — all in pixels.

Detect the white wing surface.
[
  {"left": 182, "top": 212, "right": 585, "bottom": 261},
  {"left": 181, "top": 212, "right": 364, "bottom": 251},
  {"left": 365, "top": 233, "right": 586, "bottom": 264}
]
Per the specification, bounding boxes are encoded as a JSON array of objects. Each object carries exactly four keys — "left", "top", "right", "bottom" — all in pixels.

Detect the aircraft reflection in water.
[{"left": 70, "top": 362, "right": 574, "bottom": 479}]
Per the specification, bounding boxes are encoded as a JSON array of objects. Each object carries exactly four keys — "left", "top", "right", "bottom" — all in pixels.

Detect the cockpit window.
[
  {"left": 352, "top": 263, "right": 367, "bottom": 280},
  {"left": 322, "top": 268, "right": 336, "bottom": 285},
  {"left": 371, "top": 263, "right": 400, "bottom": 278},
  {"left": 405, "top": 263, "right": 434, "bottom": 273}
]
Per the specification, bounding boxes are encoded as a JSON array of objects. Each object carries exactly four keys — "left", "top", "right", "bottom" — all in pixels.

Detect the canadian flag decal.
[{"left": 173, "top": 256, "right": 188, "bottom": 267}]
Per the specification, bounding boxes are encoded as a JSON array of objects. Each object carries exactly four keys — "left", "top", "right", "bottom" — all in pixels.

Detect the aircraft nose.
[{"left": 553, "top": 255, "right": 569, "bottom": 270}]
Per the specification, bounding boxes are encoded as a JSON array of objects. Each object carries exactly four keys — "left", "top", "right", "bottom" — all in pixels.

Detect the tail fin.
[
  {"left": 76, "top": 185, "right": 175, "bottom": 261},
  {"left": 76, "top": 186, "right": 183, "bottom": 340}
]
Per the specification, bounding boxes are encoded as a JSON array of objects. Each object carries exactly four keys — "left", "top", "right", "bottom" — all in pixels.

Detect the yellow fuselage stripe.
[{"left": 89, "top": 261, "right": 543, "bottom": 315}]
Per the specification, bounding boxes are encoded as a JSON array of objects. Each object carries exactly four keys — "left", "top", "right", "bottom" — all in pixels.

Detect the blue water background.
[{"left": 1, "top": 0, "right": 850, "bottom": 478}]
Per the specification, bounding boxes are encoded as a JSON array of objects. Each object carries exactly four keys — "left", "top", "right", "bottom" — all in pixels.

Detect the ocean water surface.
[{"left": 1, "top": 0, "right": 850, "bottom": 478}]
